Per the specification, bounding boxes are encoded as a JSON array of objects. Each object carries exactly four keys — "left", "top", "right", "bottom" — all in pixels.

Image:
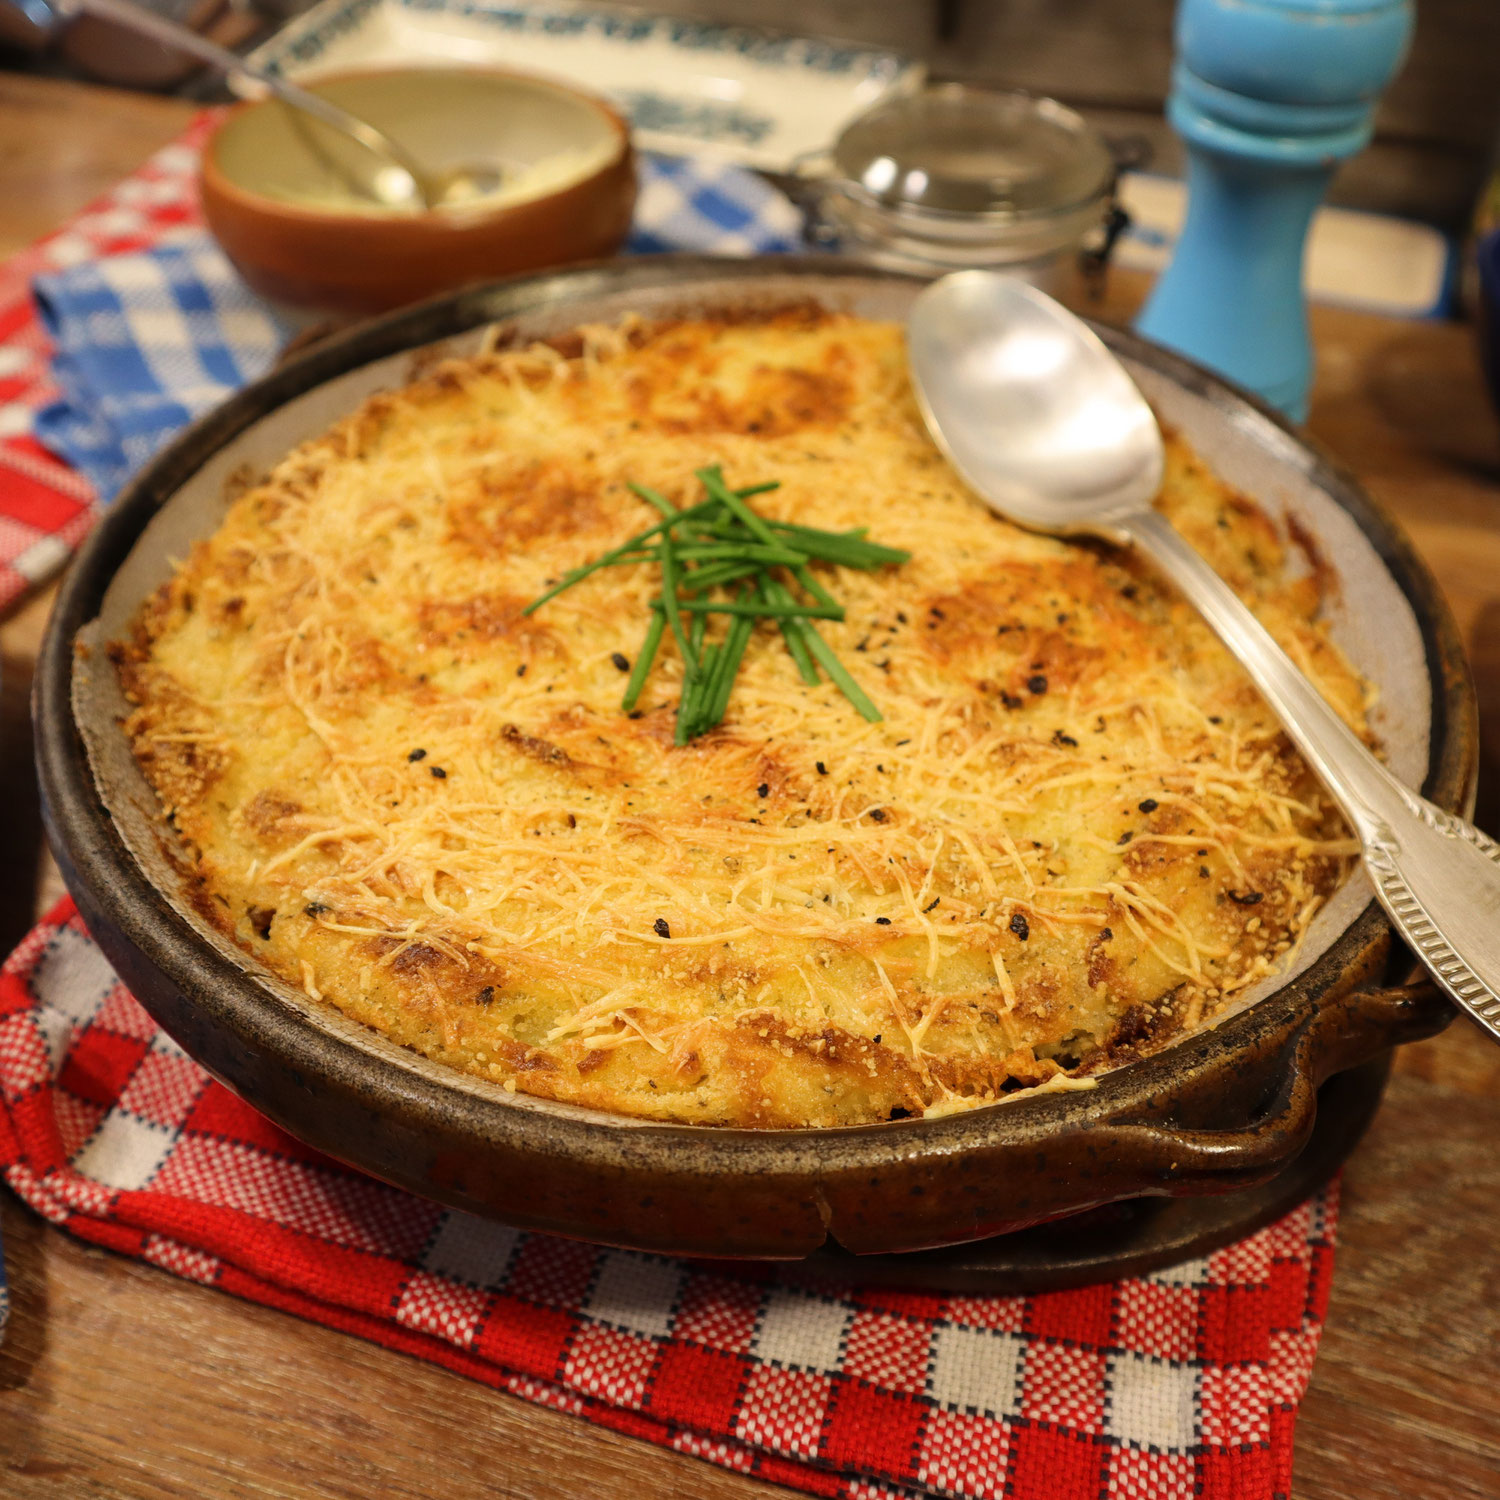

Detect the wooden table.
[{"left": 1, "top": 70, "right": 1499, "bottom": 1500}]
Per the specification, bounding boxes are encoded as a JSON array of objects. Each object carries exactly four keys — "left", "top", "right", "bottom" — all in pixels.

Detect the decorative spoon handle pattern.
[
  {"left": 1123, "top": 508, "right": 1500, "bottom": 1043},
  {"left": 1362, "top": 805, "right": 1500, "bottom": 1040}
]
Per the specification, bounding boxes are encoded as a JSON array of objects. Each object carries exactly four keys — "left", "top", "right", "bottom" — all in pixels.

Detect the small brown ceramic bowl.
[
  {"left": 36, "top": 258, "right": 1476, "bottom": 1263},
  {"left": 200, "top": 67, "right": 636, "bottom": 318}
]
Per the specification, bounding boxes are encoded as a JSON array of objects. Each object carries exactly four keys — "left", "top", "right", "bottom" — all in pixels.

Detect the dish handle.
[{"left": 1106, "top": 977, "right": 1449, "bottom": 1188}]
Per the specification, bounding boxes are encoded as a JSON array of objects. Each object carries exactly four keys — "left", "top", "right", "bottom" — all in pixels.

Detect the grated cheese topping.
[{"left": 117, "top": 307, "right": 1368, "bottom": 1127}]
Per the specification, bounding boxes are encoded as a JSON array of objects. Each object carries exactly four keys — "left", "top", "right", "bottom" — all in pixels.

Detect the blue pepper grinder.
[{"left": 1136, "top": 0, "right": 1413, "bottom": 421}]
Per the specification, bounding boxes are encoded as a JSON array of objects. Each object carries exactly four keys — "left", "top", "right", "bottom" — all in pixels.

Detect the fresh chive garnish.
[
  {"left": 759, "top": 579, "right": 879, "bottom": 721},
  {"left": 709, "top": 618, "right": 754, "bottom": 726},
  {"left": 625, "top": 481, "right": 681, "bottom": 522},
  {"left": 766, "top": 523, "right": 908, "bottom": 568},
  {"left": 791, "top": 564, "right": 839, "bottom": 612},
  {"left": 638, "top": 493, "right": 699, "bottom": 682},
  {"left": 779, "top": 614, "right": 820, "bottom": 685},
  {"left": 696, "top": 467, "right": 782, "bottom": 550},
  {"left": 622, "top": 611, "right": 664, "bottom": 713},
  {"left": 678, "top": 641, "right": 720, "bottom": 745},
  {"left": 678, "top": 561, "right": 765, "bottom": 595},
  {"left": 524, "top": 467, "right": 908, "bottom": 739},
  {"left": 773, "top": 529, "right": 909, "bottom": 568},
  {"left": 522, "top": 496, "right": 722, "bottom": 615},
  {"left": 657, "top": 538, "right": 697, "bottom": 679},
  {"left": 634, "top": 542, "right": 809, "bottom": 566},
  {"left": 656, "top": 597, "right": 845, "bottom": 620},
  {"left": 799, "top": 622, "right": 883, "bottom": 723}
]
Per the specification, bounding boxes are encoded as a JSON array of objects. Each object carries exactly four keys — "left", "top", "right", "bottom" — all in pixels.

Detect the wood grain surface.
[{"left": 1, "top": 70, "right": 1499, "bottom": 1500}]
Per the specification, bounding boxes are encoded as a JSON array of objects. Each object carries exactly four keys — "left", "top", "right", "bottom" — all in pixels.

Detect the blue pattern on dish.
[
  {"left": 244, "top": 0, "right": 923, "bottom": 170},
  {"left": 267, "top": 0, "right": 907, "bottom": 79}
]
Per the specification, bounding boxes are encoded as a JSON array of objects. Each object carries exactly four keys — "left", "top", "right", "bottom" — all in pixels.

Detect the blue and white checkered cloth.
[
  {"left": 34, "top": 153, "right": 805, "bottom": 501},
  {"left": 35, "top": 237, "right": 286, "bottom": 502}
]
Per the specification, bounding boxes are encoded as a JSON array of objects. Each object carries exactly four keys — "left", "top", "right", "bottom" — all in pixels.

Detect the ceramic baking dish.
[{"left": 35, "top": 258, "right": 1474, "bottom": 1259}]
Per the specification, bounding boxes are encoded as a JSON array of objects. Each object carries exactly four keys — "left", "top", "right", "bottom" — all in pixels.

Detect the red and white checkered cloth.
[
  {"left": 1, "top": 898, "right": 1335, "bottom": 1500},
  {"left": 0, "top": 114, "right": 218, "bottom": 615}
]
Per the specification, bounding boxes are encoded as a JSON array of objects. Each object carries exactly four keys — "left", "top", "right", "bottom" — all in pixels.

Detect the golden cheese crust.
[{"left": 117, "top": 307, "right": 1366, "bottom": 1127}]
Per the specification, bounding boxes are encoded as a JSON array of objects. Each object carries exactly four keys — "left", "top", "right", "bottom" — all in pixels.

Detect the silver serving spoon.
[
  {"left": 908, "top": 269, "right": 1500, "bottom": 1044},
  {"left": 60, "top": 0, "right": 504, "bottom": 211}
]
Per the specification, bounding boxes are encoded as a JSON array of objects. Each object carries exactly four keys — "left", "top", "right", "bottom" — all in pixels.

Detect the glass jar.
[{"left": 799, "top": 85, "right": 1119, "bottom": 290}]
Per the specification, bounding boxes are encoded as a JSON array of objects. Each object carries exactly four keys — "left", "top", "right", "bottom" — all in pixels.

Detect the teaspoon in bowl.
[
  {"left": 908, "top": 269, "right": 1500, "bottom": 1043},
  {"left": 60, "top": 0, "right": 505, "bottom": 211}
]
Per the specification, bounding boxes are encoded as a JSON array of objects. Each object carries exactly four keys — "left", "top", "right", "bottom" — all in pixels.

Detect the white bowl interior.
[{"left": 212, "top": 68, "right": 621, "bottom": 214}]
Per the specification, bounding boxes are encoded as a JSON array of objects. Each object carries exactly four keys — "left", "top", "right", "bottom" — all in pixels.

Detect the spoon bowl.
[
  {"left": 909, "top": 271, "right": 1163, "bottom": 535},
  {"left": 431, "top": 164, "right": 509, "bottom": 209},
  {"left": 908, "top": 268, "right": 1500, "bottom": 1050}
]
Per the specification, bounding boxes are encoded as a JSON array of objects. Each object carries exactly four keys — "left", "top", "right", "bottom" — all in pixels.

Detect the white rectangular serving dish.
[{"left": 242, "top": 0, "right": 925, "bottom": 172}]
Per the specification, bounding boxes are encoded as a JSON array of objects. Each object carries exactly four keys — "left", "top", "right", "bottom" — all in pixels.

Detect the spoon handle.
[{"left": 1120, "top": 507, "right": 1500, "bottom": 1042}]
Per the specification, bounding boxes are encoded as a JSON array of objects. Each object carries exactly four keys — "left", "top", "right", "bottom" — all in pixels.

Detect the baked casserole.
[{"left": 115, "top": 307, "right": 1367, "bottom": 1127}]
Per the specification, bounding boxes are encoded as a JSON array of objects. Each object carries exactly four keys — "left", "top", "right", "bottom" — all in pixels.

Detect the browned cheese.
[{"left": 117, "top": 308, "right": 1367, "bottom": 1126}]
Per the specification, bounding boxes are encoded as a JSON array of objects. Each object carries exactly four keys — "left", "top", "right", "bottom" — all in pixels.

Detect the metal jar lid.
[{"left": 808, "top": 85, "right": 1116, "bottom": 275}]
